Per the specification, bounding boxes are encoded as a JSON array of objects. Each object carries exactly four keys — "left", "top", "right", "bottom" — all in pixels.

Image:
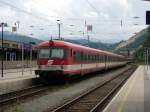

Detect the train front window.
[
  {"left": 39, "top": 49, "right": 50, "bottom": 58},
  {"left": 39, "top": 48, "right": 66, "bottom": 59},
  {"left": 51, "top": 49, "right": 64, "bottom": 59}
]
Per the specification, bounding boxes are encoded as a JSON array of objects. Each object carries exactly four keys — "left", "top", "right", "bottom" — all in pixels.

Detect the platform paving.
[
  {"left": 103, "top": 65, "right": 150, "bottom": 112},
  {"left": 0, "top": 67, "right": 37, "bottom": 82}
]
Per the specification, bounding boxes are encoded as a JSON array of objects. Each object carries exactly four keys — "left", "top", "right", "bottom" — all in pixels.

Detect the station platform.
[
  {"left": 0, "top": 67, "right": 37, "bottom": 83},
  {"left": 0, "top": 67, "right": 39, "bottom": 95},
  {"left": 103, "top": 65, "right": 150, "bottom": 112}
]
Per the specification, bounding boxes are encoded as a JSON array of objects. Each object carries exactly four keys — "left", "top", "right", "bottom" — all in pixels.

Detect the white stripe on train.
[{"left": 38, "top": 62, "right": 127, "bottom": 71}]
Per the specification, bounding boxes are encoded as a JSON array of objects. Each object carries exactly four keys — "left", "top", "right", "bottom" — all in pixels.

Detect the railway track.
[
  {"left": 0, "top": 83, "right": 50, "bottom": 106},
  {"left": 52, "top": 66, "right": 136, "bottom": 112}
]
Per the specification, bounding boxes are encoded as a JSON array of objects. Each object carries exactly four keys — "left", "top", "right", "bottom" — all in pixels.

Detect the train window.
[
  {"left": 73, "top": 51, "right": 82, "bottom": 62},
  {"left": 101, "top": 56, "right": 102, "bottom": 62},
  {"left": 99, "top": 55, "right": 102, "bottom": 62},
  {"left": 91, "top": 54, "right": 93, "bottom": 62},
  {"left": 96, "top": 55, "right": 98, "bottom": 61},
  {"left": 92, "top": 55, "right": 94, "bottom": 61},
  {"left": 73, "top": 51, "right": 76, "bottom": 55},
  {"left": 99, "top": 55, "right": 101, "bottom": 62},
  {"left": 86, "top": 53, "right": 88, "bottom": 62},
  {"left": 103, "top": 56, "right": 105, "bottom": 62},
  {"left": 39, "top": 49, "right": 50, "bottom": 59},
  {"left": 95, "top": 55, "right": 97, "bottom": 61},
  {"left": 88, "top": 54, "right": 90, "bottom": 61},
  {"left": 70, "top": 49, "right": 73, "bottom": 57},
  {"left": 88, "top": 54, "right": 90, "bottom": 62},
  {"left": 82, "top": 52, "right": 87, "bottom": 62},
  {"left": 51, "top": 48, "right": 64, "bottom": 59}
]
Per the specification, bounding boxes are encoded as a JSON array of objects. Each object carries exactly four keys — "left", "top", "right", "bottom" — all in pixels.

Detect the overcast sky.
[{"left": 0, "top": 0, "right": 150, "bottom": 43}]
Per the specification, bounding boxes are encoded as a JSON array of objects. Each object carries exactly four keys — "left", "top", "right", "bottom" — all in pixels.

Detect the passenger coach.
[{"left": 35, "top": 40, "right": 127, "bottom": 78}]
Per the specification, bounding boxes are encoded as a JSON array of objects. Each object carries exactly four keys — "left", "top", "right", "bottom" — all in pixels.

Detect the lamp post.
[
  {"left": 29, "top": 41, "right": 35, "bottom": 74},
  {"left": 0, "top": 22, "right": 8, "bottom": 77}
]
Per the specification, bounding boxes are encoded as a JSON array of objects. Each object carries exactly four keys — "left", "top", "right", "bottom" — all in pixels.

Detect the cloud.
[{"left": 0, "top": 0, "right": 149, "bottom": 42}]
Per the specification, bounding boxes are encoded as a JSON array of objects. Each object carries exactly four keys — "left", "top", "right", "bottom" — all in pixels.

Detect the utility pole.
[
  {"left": 86, "top": 24, "right": 92, "bottom": 46},
  {"left": 58, "top": 23, "right": 60, "bottom": 40},
  {"left": 57, "top": 20, "right": 61, "bottom": 40},
  {"left": 30, "top": 44, "right": 32, "bottom": 74},
  {"left": 22, "top": 43, "right": 24, "bottom": 75},
  {"left": 0, "top": 22, "right": 8, "bottom": 77},
  {"left": 87, "top": 34, "right": 90, "bottom": 46},
  {"left": 1, "top": 23, "right": 4, "bottom": 77}
]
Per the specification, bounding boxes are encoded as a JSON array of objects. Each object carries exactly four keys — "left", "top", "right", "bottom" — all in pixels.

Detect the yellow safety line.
[{"left": 117, "top": 70, "right": 138, "bottom": 112}]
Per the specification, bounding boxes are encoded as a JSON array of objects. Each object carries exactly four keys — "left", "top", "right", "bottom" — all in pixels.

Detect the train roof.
[{"left": 37, "top": 40, "right": 125, "bottom": 58}]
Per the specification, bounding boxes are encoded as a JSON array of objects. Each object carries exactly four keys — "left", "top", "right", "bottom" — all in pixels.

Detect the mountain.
[
  {"left": 114, "top": 27, "right": 149, "bottom": 56},
  {"left": 0, "top": 31, "right": 115, "bottom": 51},
  {"left": 64, "top": 39, "right": 115, "bottom": 51},
  {"left": 0, "top": 31, "right": 43, "bottom": 44},
  {"left": 134, "top": 27, "right": 150, "bottom": 62}
]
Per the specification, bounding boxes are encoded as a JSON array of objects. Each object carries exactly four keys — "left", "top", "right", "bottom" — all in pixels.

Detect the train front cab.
[{"left": 35, "top": 46, "right": 71, "bottom": 78}]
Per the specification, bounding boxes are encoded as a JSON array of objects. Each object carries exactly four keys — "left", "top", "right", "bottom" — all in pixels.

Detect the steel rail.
[
  {"left": 52, "top": 67, "right": 135, "bottom": 112},
  {"left": 0, "top": 83, "right": 50, "bottom": 105}
]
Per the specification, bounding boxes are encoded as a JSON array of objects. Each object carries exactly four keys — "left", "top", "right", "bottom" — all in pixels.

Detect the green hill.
[
  {"left": 134, "top": 26, "right": 150, "bottom": 63},
  {"left": 65, "top": 39, "right": 116, "bottom": 51}
]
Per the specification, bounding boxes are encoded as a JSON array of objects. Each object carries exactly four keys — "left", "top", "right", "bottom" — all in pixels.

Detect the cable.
[
  {"left": 0, "top": 0, "right": 144, "bottom": 22},
  {"left": 85, "top": 0, "right": 100, "bottom": 15},
  {"left": 0, "top": 1, "right": 55, "bottom": 22}
]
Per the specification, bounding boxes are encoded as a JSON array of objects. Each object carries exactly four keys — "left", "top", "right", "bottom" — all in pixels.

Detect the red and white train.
[{"left": 35, "top": 40, "right": 128, "bottom": 78}]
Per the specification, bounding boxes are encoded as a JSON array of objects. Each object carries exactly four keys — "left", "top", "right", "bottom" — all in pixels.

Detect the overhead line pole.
[
  {"left": 58, "top": 23, "right": 61, "bottom": 40},
  {"left": 1, "top": 23, "right": 4, "bottom": 77},
  {"left": 57, "top": 20, "right": 61, "bottom": 40}
]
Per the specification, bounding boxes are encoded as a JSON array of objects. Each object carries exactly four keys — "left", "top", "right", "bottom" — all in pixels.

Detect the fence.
[{"left": 0, "top": 60, "right": 37, "bottom": 69}]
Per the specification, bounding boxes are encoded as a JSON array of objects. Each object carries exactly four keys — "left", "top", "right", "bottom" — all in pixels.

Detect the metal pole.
[
  {"left": 88, "top": 35, "right": 90, "bottom": 46},
  {"left": 144, "top": 48, "right": 146, "bottom": 74},
  {"left": 147, "top": 48, "right": 150, "bottom": 69},
  {"left": 58, "top": 23, "right": 60, "bottom": 40},
  {"left": 22, "top": 44, "right": 24, "bottom": 75},
  {"left": 1, "top": 23, "right": 4, "bottom": 77},
  {"left": 147, "top": 48, "right": 149, "bottom": 69},
  {"left": 86, "top": 25, "right": 90, "bottom": 47},
  {"left": 30, "top": 46, "right": 32, "bottom": 74}
]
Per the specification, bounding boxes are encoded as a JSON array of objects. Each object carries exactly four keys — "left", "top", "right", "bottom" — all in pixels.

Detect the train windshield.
[
  {"left": 51, "top": 49, "right": 64, "bottom": 58},
  {"left": 39, "top": 49, "right": 50, "bottom": 58},
  {"left": 38, "top": 48, "right": 65, "bottom": 59}
]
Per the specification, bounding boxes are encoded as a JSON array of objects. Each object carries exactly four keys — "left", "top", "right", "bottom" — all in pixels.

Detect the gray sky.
[{"left": 0, "top": 0, "right": 150, "bottom": 43}]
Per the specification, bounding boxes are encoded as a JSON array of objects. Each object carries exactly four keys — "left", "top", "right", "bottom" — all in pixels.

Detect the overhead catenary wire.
[
  {"left": 85, "top": 0, "right": 100, "bottom": 15},
  {"left": 0, "top": 1, "right": 56, "bottom": 22},
  {"left": 0, "top": 0, "right": 146, "bottom": 41},
  {"left": 0, "top": 0, "right": 146, "bottom": 23}
]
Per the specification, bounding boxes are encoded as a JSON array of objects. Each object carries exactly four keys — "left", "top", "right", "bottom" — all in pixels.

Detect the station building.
[{"left": 0, "top": 31, "right": 42, "bottom": 69}]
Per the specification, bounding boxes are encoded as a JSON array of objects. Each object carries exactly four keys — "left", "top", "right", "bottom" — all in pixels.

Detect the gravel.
[{"left": 1, "top": 66, "right": 130, "bottom": 112}]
